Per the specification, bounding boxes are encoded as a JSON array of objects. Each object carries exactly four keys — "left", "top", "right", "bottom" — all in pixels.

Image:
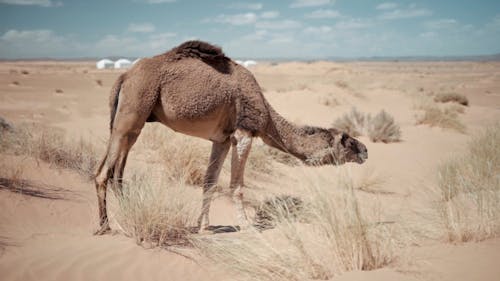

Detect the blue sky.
[{"left": 0, "top": 0, "right": 499, "bottom": 59}]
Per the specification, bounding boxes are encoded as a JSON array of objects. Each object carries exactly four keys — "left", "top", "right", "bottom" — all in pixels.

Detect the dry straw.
[{"left": 435, "top": 123, "right": 500, "bottom": 242}]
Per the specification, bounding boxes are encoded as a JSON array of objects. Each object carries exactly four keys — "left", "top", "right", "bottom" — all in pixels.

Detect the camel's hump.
[{"left": 172, "top": 40, "right": 226, "bottom": 61}]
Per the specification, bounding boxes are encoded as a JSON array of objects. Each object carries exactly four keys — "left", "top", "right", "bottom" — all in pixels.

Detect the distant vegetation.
[
  {"left": 414, "top": 94, "right": 466, "bottom": 133},
  {"left": 333, "top": 108, "right": 402, "bottom": 143},
  {"left": 434, "top": 93, "right": 469, "bottom": 106},
  {"left": 0, "top": 122, "right": 98, "bottom": 180}
]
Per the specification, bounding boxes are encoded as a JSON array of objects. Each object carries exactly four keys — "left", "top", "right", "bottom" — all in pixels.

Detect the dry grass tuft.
[
  {"left": 415, "top": 103, "right": 466, "bottom": 133},
  {"left": 333, "top": 107, "right": 367, "bottom": 137},
  {"left": 333, "top": 108, "right": 401, "bottom": 142},
  {"left": 115, "top": 174, "right": 198, "bottom": 247},
  {"left": 0, "top": 123, "right": 99, "bottom": 179},
  {"left": 253, "top": 195, "right": 305, "bottom": 230},
  {"left": 95, "top": 79, "right": 103, "bottom": 86},
  {"left": 138, "top": 124, "right": 279, "bottom": 185},
  {"left": 138, "top": 124, "right": 209, "bottom": 185},
  {"left": 435, "top": 123, "right": 500, "bottom": 242},
  {"left": 246, "top": 145, "right": 275, "bottom": 174},
  {"left": 434, "top": 93, "right": 469, "bottom": 106},
  {"left": 368, "top": 110, "right": 402, "bottom": 143},
  {"left": 192, "top": 170, "right": 405, "bottom": 280}
]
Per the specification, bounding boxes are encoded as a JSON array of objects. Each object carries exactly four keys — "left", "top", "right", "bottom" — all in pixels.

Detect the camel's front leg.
[
  {"left": 197, "top": 139, "right": 230, "bottom": 232},
  {"left": 230, "top": 129, "right": 253, "bottom": 230}
]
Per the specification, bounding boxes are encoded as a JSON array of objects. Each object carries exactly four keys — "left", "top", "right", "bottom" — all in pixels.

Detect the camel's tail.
[{"left": 109, "top": 74, "right": 125, "bottom": 131}]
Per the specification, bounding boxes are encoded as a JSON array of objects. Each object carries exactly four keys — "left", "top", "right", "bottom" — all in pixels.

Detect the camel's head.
[
  {"left": 332, "top": 131, "right": 368, "bottom": 164},
  {"left": 303, "top": 128, "right": 368, "bottom": 165}
]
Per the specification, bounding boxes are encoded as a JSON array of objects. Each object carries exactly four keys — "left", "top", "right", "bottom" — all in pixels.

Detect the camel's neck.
[{"left": 259, "top": 101, "right": 323, "bottom": 162}]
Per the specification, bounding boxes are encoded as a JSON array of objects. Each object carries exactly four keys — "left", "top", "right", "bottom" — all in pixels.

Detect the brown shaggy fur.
[{"left": 94, "top": 40, "right": 368, "bottom": 235}]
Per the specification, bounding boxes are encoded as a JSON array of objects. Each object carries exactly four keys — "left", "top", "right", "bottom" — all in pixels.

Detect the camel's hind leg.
[
  {"left": 94, "top": 114, "right": 144, "bottom": 235},
  {"left": 229, "top": 129, "right": 253, "bottom": 230},
  {"left": 197, "top": 139, "right": 231, "bottom": 232}
]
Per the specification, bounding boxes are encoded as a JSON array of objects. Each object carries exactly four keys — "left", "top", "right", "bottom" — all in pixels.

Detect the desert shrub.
[
  {"left": 11, "top": 81, "right": 20, "bottom": 86},
  {"left": 95, "top": 79, "right": 103, "bottom": 86},
  {"left": 55, "top": 88, "right": 64, "bottom": 93},
  {"left": 115, "top": 174, "right": 198, "bottom": 247},
  {"left": 21, "top": 70, "right": 29, "bottom": 75},
  {"left": 333, "top": 107, "right": 367, "bottom": 137},
  {"left": 435, "top": 123, "right": 500, "bottom": 242},
  {"left": 192, "top": 170, "right": 405, "bottom": 280},
  {"left": 415, "top": 104, "right": 466, "bottom": 133},
  {"left": 368, "top": 110, "right": 402, "bottom": 143},
  {"left": 0, "top": 117, "right": 13, "bottom": 132},
  {"left": 434, "top": 93, "right": 469, "bottom": 106},
  {"left": 334, "top": 108, "right": 401, "bottom": 143},
  {"left": 0, "top": 123, "right": 98, "bottom": 179},
  {"left": 335, "top": 80, "right": 349, "bottom": 89},
  {"left": 319, "top": 96, "right": 340, "bottom": 107}
]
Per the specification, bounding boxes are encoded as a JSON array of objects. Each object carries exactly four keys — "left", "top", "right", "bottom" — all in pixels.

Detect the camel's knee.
[
  {"left": 95, "top": 171, "right": 107, "bottom": 188},
  {"left": 231, "top": 186, "right": 244, "bottom": 200}
]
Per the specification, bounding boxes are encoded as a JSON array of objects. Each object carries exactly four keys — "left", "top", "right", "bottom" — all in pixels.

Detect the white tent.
[
  {"left": 96, "top": 59, "right": 114, "bottom": 69},
  {"left": 235, "top": 60, "right": 258, "bottom": 68},
  {"left": 114, "top": 59, "right": 132, "bottom": 69},
  {"left": 243, "top": 60, "right": 257, "bottom": 67}
]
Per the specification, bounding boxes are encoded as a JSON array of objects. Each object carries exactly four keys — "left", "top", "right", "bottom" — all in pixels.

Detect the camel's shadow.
[
  {"left": 206, "top": 225, "right": 241, "bottom": 233},
  {"left": 188, "top": 225, "right": 241, "bottom": 234}
]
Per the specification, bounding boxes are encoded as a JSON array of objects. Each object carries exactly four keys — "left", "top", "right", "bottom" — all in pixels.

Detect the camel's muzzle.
[{"left": 356, "top": 151, "right": 368, "bottom": 164}]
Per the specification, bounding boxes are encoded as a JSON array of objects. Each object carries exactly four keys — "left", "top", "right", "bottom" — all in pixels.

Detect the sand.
[{"left": 0, "top": 60, "right": 499, "bottom": 280}]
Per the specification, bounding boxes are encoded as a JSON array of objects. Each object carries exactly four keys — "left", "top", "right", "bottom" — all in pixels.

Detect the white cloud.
[
  {"left": 335, "top": 18, "right": 372, "bottom": 30},
  {"left": 127, "top": 22, "right": 156, "bottom": 33},
  {"left": 260, "top": 11, "right": 279, "bottom": 19},
  {"left": 268, "top": 33, "right": 294, "bottom": 44},
  {"left": 256, "top": 20, "right": 302, "bottom": 30},
  {"left": 0, "top": 28, "right": 181, "bottom": 58},
  {"left": 0, "top": 0, "right": 61, "bottom": 7},
  {"left": 376, "top": 2, "right": 398, "bottom": 10},
  {"left": 419, "top": 31, "right": 437, "bottom": 38},
  {"left": 241, "top": 29, "right": 268, "bottom": 41},
  {"left": 1, "top": 29, "right": 63, "bottom": 44},
  {"left": 379, "top": 7, "right": 432, "bottom": 20},
  {"left": 424, "top": 19, "right": 457, "bottom": 29},
  {"left": 305, "top": 9, "right": 341, "bottom": 19},
  {"left": 290, "top": 0, "right": 333, "bottom": 8},
  {"left": 303, "top": 25, "right": 332, "bottom": 35},
  {"left": 226, "top": 2, "right": 263, "bottom": 10},
  {"left": 148, "top": 32, "right": 177, "bottom": 49},
  {"left": 213, "top": 13, "right": 258, "bottom": 25},
  {"left": 0, "top": 29, "right": 83, "bottom": 58},
  {"left": 486, "top": 14, "right": 500, "bottom": 29}
]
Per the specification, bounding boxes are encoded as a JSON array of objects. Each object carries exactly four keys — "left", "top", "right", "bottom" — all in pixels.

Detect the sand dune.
[{"left": 1, "top": 61, "right": 499, "bottom": 280}]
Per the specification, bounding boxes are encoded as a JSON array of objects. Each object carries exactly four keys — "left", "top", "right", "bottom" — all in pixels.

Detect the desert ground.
[{"left": 0, "top": 60, "right": 499, "bottom": 281}]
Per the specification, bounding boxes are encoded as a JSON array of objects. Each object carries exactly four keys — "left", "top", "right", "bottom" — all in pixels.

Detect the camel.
[{"left": 94, "top": 40, "right": 368, "bottom": 235}]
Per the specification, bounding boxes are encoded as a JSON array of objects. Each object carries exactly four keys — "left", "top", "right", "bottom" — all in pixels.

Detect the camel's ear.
[{"left": 340, "top": 133, "right": 349, "bottom": 146}]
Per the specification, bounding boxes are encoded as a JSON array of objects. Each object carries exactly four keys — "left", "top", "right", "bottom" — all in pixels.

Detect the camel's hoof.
[{"left": 93, "top": 225, "right": 111, "bottom": 235}]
